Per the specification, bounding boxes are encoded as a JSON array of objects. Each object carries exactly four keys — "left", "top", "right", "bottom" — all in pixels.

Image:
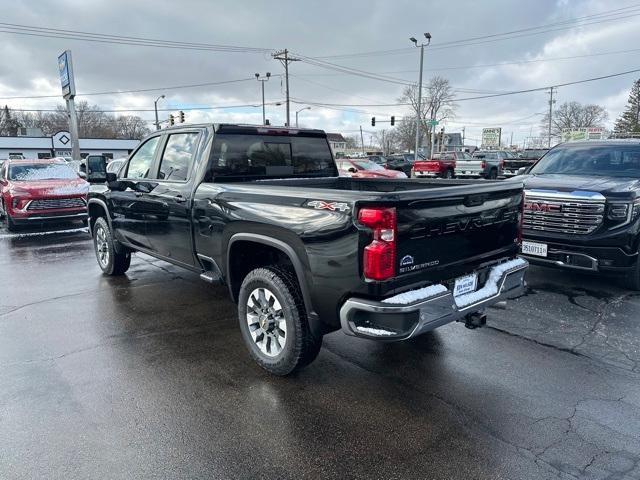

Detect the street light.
[
  {"left": 255, "top": 72, "right": 271, "bottom": 125},
  {"left": 154, "top": 94, "right": 165, "bottom": 131},
  {"left": 295, "top": 106, "right": 311, "bottom": 127},
  {"left": 410, "top": 32, "right": 431, "bottom": 161}
]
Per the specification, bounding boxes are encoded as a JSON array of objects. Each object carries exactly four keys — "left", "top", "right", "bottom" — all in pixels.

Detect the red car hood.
[{"left": 8, "top": 178, "right": 89, "bottom": 197}]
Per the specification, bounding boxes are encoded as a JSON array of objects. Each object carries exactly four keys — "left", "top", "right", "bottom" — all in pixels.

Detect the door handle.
[{"left": 174, "top": 195, "right": 187, "bottom": 203}]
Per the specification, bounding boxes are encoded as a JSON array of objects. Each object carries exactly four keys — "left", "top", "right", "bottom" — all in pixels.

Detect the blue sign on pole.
[{"left": 57, "top": 50, "right": 75, "bottom": 98}]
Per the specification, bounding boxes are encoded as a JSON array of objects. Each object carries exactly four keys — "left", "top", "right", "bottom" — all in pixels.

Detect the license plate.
[
  {"left": 521, "top": 241, "right": 548, "bottom": 257},
  {"left": 454, "top": 273, "right": 478, "bottom": 297},
  {"left": 465, "top": 171, "right": 472, "bottom": 175}
]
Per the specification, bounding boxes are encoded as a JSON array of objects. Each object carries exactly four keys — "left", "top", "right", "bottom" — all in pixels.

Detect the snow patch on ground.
[
  {"left": 381, "top": 284, "right": 448, "bottom": 305},
  {"left": 0, "top": 227, "right": 88, "bottom": 239},
  {"left": 355, "top": 326, "right": 397, "bottom": 336},
  {"left": 455, "top": 258, "right": 527, "bottom": 308}
]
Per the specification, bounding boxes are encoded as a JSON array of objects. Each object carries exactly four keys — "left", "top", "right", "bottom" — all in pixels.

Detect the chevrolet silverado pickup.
[
  {"left": 86, "top": 124, "right": 528, "bottom": 375},
  {"left": 520, "top": 140, "right": 640, "bottom": 289}
]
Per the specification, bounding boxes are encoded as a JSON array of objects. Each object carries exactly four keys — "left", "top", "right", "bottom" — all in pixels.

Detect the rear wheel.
[
  {"left": 442, "top": 169, "right": 453, "bottom": 179},
  {"left": 237, "top": 266, "right": 322, "bottom": 375},
  {"left": 487, "top": 168, "right": 498, "bottom": 180},
  {"left": 93, "top": 217, "right": 131, "bottom": 275}
]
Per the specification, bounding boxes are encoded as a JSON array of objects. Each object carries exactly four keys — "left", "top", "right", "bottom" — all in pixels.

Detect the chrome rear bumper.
[{"left": 340, "top": 258, "right": 528, "bottom": 340}]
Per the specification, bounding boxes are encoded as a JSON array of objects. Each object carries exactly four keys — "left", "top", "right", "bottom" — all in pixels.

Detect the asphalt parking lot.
[{"left": 1, "top": 224, "right": 639, "bottom": 480}]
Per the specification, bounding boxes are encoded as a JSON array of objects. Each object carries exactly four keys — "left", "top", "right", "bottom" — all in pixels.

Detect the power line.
[
  {"left": 290, "top": 67, "right": 640, "bottom": 112},
  {"left": 0, "top": 77, "right": 260, "bottom": 100},
  {"left": 6, "top": 101, "right": 285, "bottom": 113},
  {"left": 0, "top": 23, "right": 272, "bottom": 53},
  {"left": 312, "top": 4, "right": 640, "bottom": 59}
]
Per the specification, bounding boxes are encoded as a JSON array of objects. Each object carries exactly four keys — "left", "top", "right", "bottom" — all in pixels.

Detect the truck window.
[
  {"left": 125, "top": 136, "right": 160, "bottom": 179},
  {"left": 208, "top": 134, "right": 338, "bottom": 180},
  {"left": 157, "top": 132, "right": 199, "bottom": 181}
]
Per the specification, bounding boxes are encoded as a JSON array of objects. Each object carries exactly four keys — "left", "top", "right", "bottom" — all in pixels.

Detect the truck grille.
[
  {"left": 523, "top": 194, "right": 604, "bottom": 235},
  {"left": 27, "top": 198, "right": 86, "bottom": 211}
]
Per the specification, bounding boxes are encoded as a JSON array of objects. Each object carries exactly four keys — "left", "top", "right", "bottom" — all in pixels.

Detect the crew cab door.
[
  {"left": 143, "top": 131, "right": 201, "bottom": 267},
  {"left": 111, "top": 135, "right": 162, "bottom": 249}
]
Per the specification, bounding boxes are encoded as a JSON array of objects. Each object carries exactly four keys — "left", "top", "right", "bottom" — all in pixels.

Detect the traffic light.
[
  {"left": 179, "top": 111, "right": 185, "bottom": 123},
  {"left": 390, "top": 116, "right": 395, "bottom": 126},
  {"left": 371, "top": 117, "right": 376, "bottom": 127},
  {"left": 169, "top": 114, "right": 175, "bottom": 126}
]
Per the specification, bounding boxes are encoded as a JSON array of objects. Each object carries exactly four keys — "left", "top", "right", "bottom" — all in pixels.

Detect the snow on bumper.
[{"left": 340, "top": 258, "right": 528, "bottom": 340}]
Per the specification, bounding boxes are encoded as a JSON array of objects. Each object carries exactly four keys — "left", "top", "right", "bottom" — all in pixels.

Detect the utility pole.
[
  {"left": 360, "top": 126, "right": 365, "bottom": 155},
  {"left": 382, "top": 129, "right": 385, "bottom": 155},
  {"left": 410, "top": 33, "right": 431, "bottom": 162},
  {"left": 547, "top": 86, "right": 555, "bottom": 148},
  {"left": 255, "top": 72, "right": 271, "bottom": 125},
  {"left": 272, "top": 49, "right": 299, "bottom": 126},
  {"left": 510, "top": 131, "right": 513, "bottom": 148},
  {"left": 461, "top": 126, "right": 465, "bottom": 149}
]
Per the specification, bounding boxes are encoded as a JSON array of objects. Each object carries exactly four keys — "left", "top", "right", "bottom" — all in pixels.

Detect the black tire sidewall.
[{"left": 237, "top": 268, "right": 303, "bottom": 375}]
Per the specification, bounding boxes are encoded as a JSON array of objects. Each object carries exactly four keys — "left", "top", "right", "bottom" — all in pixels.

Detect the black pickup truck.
[
  {"left": 520, "top": 140, "right": 640, "bottom": 289},
  {"left": 86, "top": 124, "right": 528, "bottom": 375}
]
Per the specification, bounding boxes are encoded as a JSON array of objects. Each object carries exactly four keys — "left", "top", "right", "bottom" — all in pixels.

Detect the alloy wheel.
[
  {"left": 246, "top": 287, "right": 287, "bottom": 357},
  {"left": 95, "top": 225, "right": 110, "bottom": 267}
]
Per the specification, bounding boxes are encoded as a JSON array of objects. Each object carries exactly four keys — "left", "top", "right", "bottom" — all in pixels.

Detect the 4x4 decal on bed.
[{"left": 307, "top": 200, "right": 350, "bottom": 212}]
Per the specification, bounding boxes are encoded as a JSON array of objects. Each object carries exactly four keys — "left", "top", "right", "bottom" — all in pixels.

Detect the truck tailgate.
[
  {"left": 394, "top": 185, "right": 521, "bottom": 282},
  {"left": 455, "top": 161, "right": 484, "bottom": 176}
]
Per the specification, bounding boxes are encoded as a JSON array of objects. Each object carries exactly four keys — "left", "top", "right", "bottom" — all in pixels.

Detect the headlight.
[
  {"left": 607, "top": 203, "right": 629, "bottom": 220},
  {"left": 607, "top": 200, "right": 640, "bottom": 230}
]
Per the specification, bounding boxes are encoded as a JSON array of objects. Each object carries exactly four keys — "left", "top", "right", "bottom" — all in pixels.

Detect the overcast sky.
[{"left": 0, "top": 0, "right": 639, "bottom": 146}]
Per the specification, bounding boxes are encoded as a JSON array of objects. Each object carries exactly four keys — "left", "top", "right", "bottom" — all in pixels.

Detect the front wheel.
[
  {"left": 93, "top": 217, "right": 131, "bottom": 275},
  {"left": 237, "top": 267, "right": 322, "bottom": 375},
  {"left": 622, "top": 255, "right": 640, "bottom": 291}
]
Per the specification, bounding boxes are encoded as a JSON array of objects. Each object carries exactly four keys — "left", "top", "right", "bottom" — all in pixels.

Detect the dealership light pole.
[
  {"left": 255, "top": 72, "right": 271, "bottom": 125},
  {"left": 295, "top": 106, "right": 311, "bottom": 127},
  {"left": 410, "top": 33, "right": 431, "bottom": 162},
  {"left": 154, "top": 94, "right": 165, "bottom": 131}
]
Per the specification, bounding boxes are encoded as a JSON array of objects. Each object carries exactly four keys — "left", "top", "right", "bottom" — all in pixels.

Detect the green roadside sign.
[{"left": 428, "top": 119, "right": 439, "bottom": 127}]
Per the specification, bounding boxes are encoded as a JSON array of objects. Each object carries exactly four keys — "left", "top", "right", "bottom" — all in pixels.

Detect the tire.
[
  {"left": 487, "top": 169, "right": 498, "bottom": 180},
  {"left": 442, "top": 169, "right": 453, "bottom": 179},
  {"left": 237, "top": 266, "right": 322, "bottom": 375},
  {"left": 6, "top": 212, "right": 17, "bottom": 232},
  {"left": 93, "top": 217, "right": 131, "bottom": 275}
]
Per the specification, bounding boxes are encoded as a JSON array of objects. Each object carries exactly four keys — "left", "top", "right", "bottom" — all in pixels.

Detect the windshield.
[
  {"left": 474, "top": 152, "right": 498, "bottom": 159},
  {"left": 530, "top": 145, "right": 640, "bottom": 178},
  {"left": 8, "top": 163, "right": 78, "bottom": 181},
  {"left": 352, "top": 160, "right": 384, "bottom": 171}
]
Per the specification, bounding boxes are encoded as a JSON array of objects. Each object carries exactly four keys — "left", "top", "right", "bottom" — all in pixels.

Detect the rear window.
[
  {"left": 208, "top": 134, "right": 338, "bottom": 180},
  {"left": 8, "top": 163, "right": 77, "bottom": 181}
]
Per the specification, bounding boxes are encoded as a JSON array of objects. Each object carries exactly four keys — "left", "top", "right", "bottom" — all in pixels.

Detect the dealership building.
[{"left": 0, "top": 130, "right": 139, "bottom": 160}]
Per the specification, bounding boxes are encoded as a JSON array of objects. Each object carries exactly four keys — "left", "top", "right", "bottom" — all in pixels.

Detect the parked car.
[
  {"left": 367, "top": 154, "right": 387, "bottom": 166},
  {"left": 520, "top": 140, "right": 640, "bottom": 289},
  {"left": 337, "top": 159, "right": 407, "bottom": 179},
  {"left": 0, "top": 159, "right": 89, "bottom": 231},
  {"left": 412, "top": 151, "right": 465, "bottom": 178},
  {"left": 504, "top": 148, "right": 549, "bottom": 177},
  {"left": 385, "top": 153, "right": 423, "bottom": 176},
  {"left": 456, "top": 151, "right": 510, "bottom": 179},
  {"left": 85, "top": 124, "right": 527, "bottom": 375},
  {"left": 106, "top": 158, "right": 126, "bottom": 175}
]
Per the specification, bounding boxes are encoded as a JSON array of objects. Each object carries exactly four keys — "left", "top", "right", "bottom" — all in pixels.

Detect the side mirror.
[
  {"left": 78, "top": 171, "right": 87, "bottom": 179},
  {"left": 86, "top": 155, "right": 108, "bottom": 183},
  {"left": 348, "top": 167, "right": 358, "bottom": 173},
  {"left": 517, "top": 167, "right": 528, "bottom": 175}
]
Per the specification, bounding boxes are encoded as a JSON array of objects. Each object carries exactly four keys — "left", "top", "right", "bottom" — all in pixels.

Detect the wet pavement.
[{"left": 1, "top": 223, "right": 639, "bottom": 479}]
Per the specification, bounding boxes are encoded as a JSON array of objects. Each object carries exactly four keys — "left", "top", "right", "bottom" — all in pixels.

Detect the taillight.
[
  {"left": 358, "top": 207, "right": 397, "bottom": 281},
  {"left": 481, "top": 161, "right": 487, "bottom": 169}
]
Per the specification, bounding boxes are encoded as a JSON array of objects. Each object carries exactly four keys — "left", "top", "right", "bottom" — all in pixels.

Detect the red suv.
[
  {"left": 0, "top": 159, "right": 89, "bottom": 231},
  {"left": 411, "top": 152, "right": 458, "bottom": 178}
]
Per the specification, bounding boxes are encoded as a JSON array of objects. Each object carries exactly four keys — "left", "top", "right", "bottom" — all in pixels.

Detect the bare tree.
[
  {"left": 0, "top": 105, "right": 21, "bottom": 136},
  {"left": 540, "top": 101, "right": 608, "bottom": 138},
  {"left": 113, "top": 115, "right": 151, "bottom": 140},
  {"left": 398, "top": 76, "right": 456, "bottom": 150}
]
